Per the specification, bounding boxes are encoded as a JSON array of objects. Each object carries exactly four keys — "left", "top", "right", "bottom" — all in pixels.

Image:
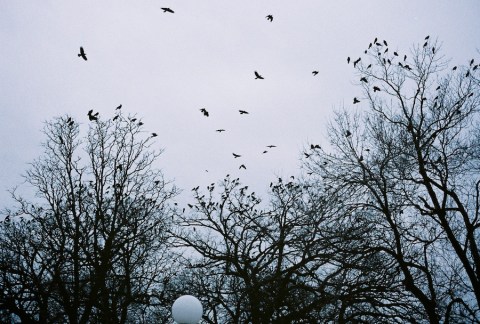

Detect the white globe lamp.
[{"left": 172, "top": 295, "right": 203, "bottom": 324}]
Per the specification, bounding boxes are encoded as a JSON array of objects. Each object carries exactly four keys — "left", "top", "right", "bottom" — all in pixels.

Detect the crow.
[
  {"left": 151, "top": 133, "right": 158, "bottom": 137},
  {"left": 360, "top": 77, "right": 368, "bottom": 83},
  {"left": 353, "top": 97, "right": 360, "bottom": 104},
  {"left": 470, "top": 59, "right": 475, "bottom": 66},
  {"left": 384, "top": 48, "right": 388, "bottom": 53},
  {"left": 374, "top": 37, "right": 378, "bottom": 43},
  {"left": 466, "top": 71, "right": 470, "bottom": 77},
  {"left": 436, "top": 86, "right": 441, "bottom": 90},
  {"left": 216, "top": 129, "right": 226, "bottom": 132},
  {"left": 368, "top": 43, "right": 372, "bottom": 49},
  {"left": 239, "top": 110, "right": 249, "bottom": 114},
  {"left": 394, "top": 51, "right": 398, "bottom": 56},
  {"left": 266, "top": 15, "right": 273, "bottom": 22},
  {"left": 425, "top": 35, "right": 430, "bottom": 40},
  {"left": 78, "top": 47, "right": 87, "bottom": 61},
  {"left": 232, "top": 153, "right": 241, "bottom": 158},
  {"left": 367, "top": 64, "right": 372, "bottom": 69},
  {"left": 312, "top": 71, "right": 319, "bottom": 76},
  {"left": 138, "top": 122, "right": 144, "bottom": 126},
  {"left": 359, "top": 155, "right": 364, "bottom": 162},
  {"left": 161, "top": 8, "right": 174, "bottom": 13},
  {"left": 345, "top": 130, "right": 352, "bottom": 137},
  {"left": 347, "top": 57, "right": 351, "bottom": 64},
  {"left": 239, "top": 164, "right": 246, "bottom": 170},
  {"left": 200, "top": 108, "right": 209, "bottom": 117},
  {"left": 423, "top": 41, "right": 428, "bottom": 47},
  {"left": 254, "top": 71, "right": 264, "bottom": 79},
  {"left": 404, "top": 55, "right": 407, "bottom": 61},
  {"left": 432, "top": 47, "right": 435, "bottom": 54},
  {"left": 266, "top": 145, "right": 276, "bottom": 148},
  {"left": 373, "top": 86, "right": 381, "bottom": 92},
  {"left": 383, "top": 40, "right": 388, "bottom": 46},
  {"left": 116, "top": 104, "right": 122, "bottom": 110},
  {"left": 130, "top": 118, "right": 137, "bottom": 122},
  {"left": 474, "top": 65, "right": 478, "bottom": 71},
  {"left": 452, "top": 66, "right": 457, "bottom": 71},
  {"left": 353, "top": 57, "right": 361, "bottom": 67}
]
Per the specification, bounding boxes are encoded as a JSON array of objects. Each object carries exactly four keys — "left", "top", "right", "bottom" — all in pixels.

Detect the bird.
[
  {"left": 232, "top": 153, "right": 241, "bottom": 158},
  {"left": 138, "top": 122, "right": 144, "bottom": 126},
  {"left": 474, "top": 65, "right": 478, "bottom": 71},
  {"left": 262, "top": 150, "right": 268, "bottom": 154},
  {"left": 304, "top": 152, "right": 311, "bottom": 158},
  {"left": 432, "top": 47, "right": 435, "bottom": 54},
  {"left": 383, "top": 40, "right": 388, "bottom": 46},
  {"left": 368, "top": 43, "right": 372, "bottom": 49},
  {"left": 384, "top": 48, "right": 388, "bottom": 54},
  {"left": 78, "top": 47, "right": 87, "bottom": 61},
  {"left": 312, "top": 71, "right": 319, "bottom": 76},
  {"left": 404, "top": 55, "right": 407, "bottom": 61},
  {"left": 367, "top": 64, "right": 372, "bottom": 69},
  {"left": 373, "top": 86, "right": 381, "bottom": 92},
  {"left": 360, "top": 77, "right": 368, "bottom": 83},
  {"left": 423, "top": 41, "right": 428, "bottom": 47},
  {"left": 359, "top": 155, "right": 364, "bottom": 162},
  {"left": 151, "top": 133, "right": 158, "bottom": 137},
  {"left": 452, "top": 66, "right": 457, "bottom": 71},
  {"left": 347, "top": 57, "right": 351, "bottom": 64},
  {"left": 200, "top": 108, "right": 209, "bottom": 117},
  {"left": 266, "top": 145, "right": 276, "bottom": 148},
  {"left": 130, "top": 118, "right": 137, "bottom": 122},
  {"left": 470, "top": 59, "right": 475, "bottom": 66},
  {"left": 239, "top": 110, "right": 249, "bottom": 114},
  {"left": 239, "top": 164, "right": 246, "bottom": 170},
  {"left": 353, "top": 97, "right": 360, "bottom": 104},
  {"left": 394, "top": 51, "right": 399, "bottom": 56},
  {"left": 254, "top": 71, "right": 264, "bottom": 79},
  {"left": 345, "top": 130, "right": 352, "bottom": 137},
  {"left": 216, "top": 129, "right": 226, "bottom": 132},
  {"left": 425, "top": 35, "right": 430, "bottom": 40},
  {"left": 466, "top": 71, "right": 470, "bottom": 77},
  {"left": 113, "top": 115, "right": 119, "bottom": 121},
  {"left": 161, "top": 7, "right": 174, "bottom": 13},
  {"left": 88, "top": 110, "right": 98, "bottom": 121},
  {"left": 353, "top": 58, "right": 361, "bottom": 67},
  {"left": 436, "top": 86, "right": 441, "bottom": 90},
  {"left": 374, "top": 37, "right": 378, "bottom": 43},
  {"left": 266, "top": 15, "right": 273, "bottom": 22},
  {"left": 116, "top": 104, "right": 122, "bottom": 110}
]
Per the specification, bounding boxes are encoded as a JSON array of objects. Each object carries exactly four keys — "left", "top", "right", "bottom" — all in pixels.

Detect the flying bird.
[
  {"left": 312, "top": 71, "right": 319, "bottom": 76},
  {"left": 254, "top": 71, "right": 264, "bottom": 79},
  {"left": 373, "top": 86, "right": 381, "bottom": 92},
  {"left": 266, "top": 15, "right": 273, "bottom": 22},
  {"left": 404, "top": 55, "right": 407, "bottom": 61},
  {"left": 423, "top": 41, "right": 428, "bottom": 47},
  {"left": 470, "top": 59, "right": 475, "bottom": 66},
  {"left": 161, "top": 7, "right": 174, "bottom": 13},
  {"left": 239, "top": 110, "right": 249, "bottom": 114},
  {"left": 367, "top": 64, "right": 372, "bottom": 69},
  {"left": 216, "top": 129, "right": 226, "bottom": 132},
  {"left": 200, "top": 108, "right": 209, "bottom": 117},
  {"left": 78, "top": 47, "right": 87, "bottom": 61},
  {"left": 353, "top": 97, "right": 360, "bottom": 104},
  {"left": 232, "top": 153, "right": 241, "bottom": 158},
  {"left": 266, "top": 145, "right": 276, "bottom": 148},
  {"left": 239, "top": 164, "right": 246, "bottom": 170}
]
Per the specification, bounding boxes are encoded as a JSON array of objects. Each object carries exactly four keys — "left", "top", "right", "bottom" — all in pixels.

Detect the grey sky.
[{"left": 1, "top": 1, "right": 479, "bottom": 206}]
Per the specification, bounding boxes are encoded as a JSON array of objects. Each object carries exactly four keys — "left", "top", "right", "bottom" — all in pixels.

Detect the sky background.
[{"left": 1, "top": 0, "right": 479, "bottom": 207}]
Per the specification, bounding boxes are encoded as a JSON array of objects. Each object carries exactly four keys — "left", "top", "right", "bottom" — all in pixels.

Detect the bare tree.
[
  {"left": 304, "top": 38, "right": 480, "bottom": 322},
  {"left": 0, "top": 114, "right": 178, "bottom": 323}
]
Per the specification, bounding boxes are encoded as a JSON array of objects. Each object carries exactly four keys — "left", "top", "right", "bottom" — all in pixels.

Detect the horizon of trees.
[{"left": 1, "top": 38, "right": 480, "bottom": 323}]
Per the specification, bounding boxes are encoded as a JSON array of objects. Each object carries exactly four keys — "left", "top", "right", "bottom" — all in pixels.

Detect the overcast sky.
[{"left": 1, "top": 1, "right": 479, "bottom": 207}]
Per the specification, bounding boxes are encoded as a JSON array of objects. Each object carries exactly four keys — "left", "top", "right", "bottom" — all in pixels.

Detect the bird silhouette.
[
  {"left": 347, "top": 57, "right": 351, "bottom": 64},
  {"left": 404, "top": 55, "right": 407, "bottom": 61},
  {"left": 254, "top": 71, "right": 264, "bottom": 79},
  {"left": 367, "top": 64, "right": 372, "bottom": 69},
  {"left": 232, "top": 153, "right": 241, "bottom": 158},
  {"left": 425, "top": 35, "right": 430, "bottom": 40},
  {"left": 394, "top": 52, "right": 398, "bottom": 56},
  {"left": 360, "top": 77, "right": 368, "bottom": 83},
  {"left": 452, "top": 66, "right": 457, "bottom": 71},
  {"left": 88, "top": 110, "right": 98, "bottom": 121},
  {"left": 432, "top": 47, "right": 435, "bottom": 54},
  {"left": 353, "top": 58, "right": 361, "bottom": 67},
  {"left": 470, "top": 59, "right": 475, "bottom": 66},
  {"left": 384, "top": 48, "right": 388, "bottom": 54},
  {"left": 116, "top": 104, "right": 122, "bottom": 110},
  {"left": 161, "top": 7, "right": 174, "bottom": 13},
  {"left": 474, "top": 65, "right": 478, "bottom": 71},
  {"left": 368, "top": 43, "right": 372, "bottom": 49},
  {"left": 383, "top": 40, "right": 388, "bottom": 46},
  {"left": 466, "top": 71, "right": 470, "bottom": 77},
  {"left": 374, "top": 37, "right": 378, "bottom": 43},
  {"left": 345, "top": 130, "right": 352, "bottom": 137},
  {"left": 138, "top": 122, "right": 144, "bottom": 126},
  {"left": 200, "top": 108, "right": 209, "bottom": 117},
  {"left": 353, "top": 97, "right": 360, "bottom": 104},
  {"left": 216, "top": 129, "right": 226, "bottom": 132},
  {"left": 423, "top": 41, "right": 428, "bottom": 47},
  {"left": 151, "top": 133, "right": 158, "bottom": 137},
  {"left": 113, "top": 115, "right": 120, "bottom": 121},
  {"left": 304, "top": 152, "right": 311, "bottom": 158},
  {"left": 78, "top": 47, "right": 87, "bottom": 61},
  {"left": 373, "top": 86, "right": 381, "bottom": 92},
  {"left": 239, "top": 164, "right": 246, "bottom": 170},
  {"left": 266, "top": 15, "right": 273, "bottom": 22},
  {"left": 267, "top": 145, "right": 276, "bottom": 148},
  {"left": 312, "top": 71, "right": 319, "bottom": 76},
  {"left": 436, "top": 86, "right": 441, "bottom": 90},
  {"left": 239, "top": 110, "right": 249, "bottom": 114}
]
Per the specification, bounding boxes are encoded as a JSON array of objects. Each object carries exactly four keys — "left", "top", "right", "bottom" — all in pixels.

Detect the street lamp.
[{"left": 172, "top": 295, "right": 203, "bottom": 324}]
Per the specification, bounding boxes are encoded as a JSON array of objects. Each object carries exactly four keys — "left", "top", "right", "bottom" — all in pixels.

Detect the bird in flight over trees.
[
  {"left": 161, "top": 8, "right": 174, "bottom": 13},
  {"left": 254, "top": 71, "right": 264, "bottom": 79},
  {"left": 239, "top": 164, "right": 246, "bottom": 170},
  {"left": 239, "top": 110, "right": 249, "bottom": 114},
  {"left": 78, "top": 47, "right": 87, "bottom": 61},
  {"left": 267, "top": 145, "right": 276, "bottom": 148},
  {"left": 200, "top": 108, "right": 209, "bottom": 117},
  {"left": 425, "top": 35, "right": 430, "bottom": 40},
  {"left": 266, "top": 15, "right": 273, "bottom": 22},
  {"left": 353, "top": 97, "right": 360, "bottom": 104},
  {"left": 312, "top": 71, "right": 319, "bottom": 76},
  {"left": 232, "top": 153, "right": 241, "bottom": 158},
  {"left": 216, "top": 129, "right": 226, "bottom": 132}
]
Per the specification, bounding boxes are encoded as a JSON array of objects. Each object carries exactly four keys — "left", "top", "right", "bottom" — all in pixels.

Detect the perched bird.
[
  {"left": 151, "top": 133, "right": 158, "bottom": 137},
  {"left": 216, "top": 129, "right": 226, "bottom": 132},
  {"left": 239, "top": 110, "right": 249, "bottom": 114},
  {"left": 266, "top": 15, "right": 273, "bottom": 22},
  {"left": 394, "top": 51, "right": 399, "bottom": 56},
  {"left": 254, "top": 71, "right": 264, "bottom": 79},
  {"left": 116, "top": 104, "right": 122, "bottom": 110},
  {"left": 353, "top": 57, "right": 361, "bottom": 67},
  {"left": 452, "top": 66, "right": 457, "bottom": 71},
  {"left": 200, "top": 108, "right": 209, "bottom": 117},
  {"left": 161, "top": 7, "right": 174, "bottom": 13},
  {"left": 266, "top": 145, "right": 276, "bottom": 148},
  {"left": 474, "top": 65, "right": 478, "bottom": 71},
  {"left": 360, "top": 77, "right": 368, "bottom": 83},
  {"left": 436, "top": 86, "right": 441, "bottom": 90},
  {"left": 383, "top": 40, "right": 388, "bottom": 46},
  {"left": 347, "top": 57, "right": 351, "bottom": 64},
  {"left": 345, "top": 130, "right": 352, "bottom": 137},
  {"left": 130, "top": 118, "right": 137, "bottom": 122},
  {"left": 470, "top": 59, "right": 475, "bottom": 66},
  {"left": 423, "top": 41, "right": 428, "bottom": 47},
  {"left": 113, "top": 115, "right": 119, "bottom": 121},
  {"left": 88, "top": 110, "right": 98, "bottom": 121},
  {"left": 404, "top": 55, "right": 407, "bottom": 61},
  {"left": 466, "top": 71, "right": 470, "bottom": 77},
  {"left": 232, "top": 153, "right": 241, "bottom": 158},
  {"left": 239, "top": 164, "right": 246, "bottom": 170},
  {"left": 138, "top": 122, "right": 144, "bottom": 126},
  {"left": 312, "top": 71, "right": 319, "bottom": 76},
  {"left": 78, "top": 47, "right": 87, "bottom": 61},
  {"left": 374, "top": 37, "right": 378, "bottom": 43},
  {"left": 432, "top": 47, "right": 435, "bottom": 54},
  {"left": 425, "top": 35, "right": 430, "bottom": 40},
  {"left": 353, "top": 97, "right": 360, "bottom": 104},
  {"left": 373, "top": 86, "right": 381, "bottom": 92},
  {"left": 367, "top": 64, "right": 372, "bottom": 69},
  {"left": 359, "top": 155, "right": 364, "bottom": 162}
]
